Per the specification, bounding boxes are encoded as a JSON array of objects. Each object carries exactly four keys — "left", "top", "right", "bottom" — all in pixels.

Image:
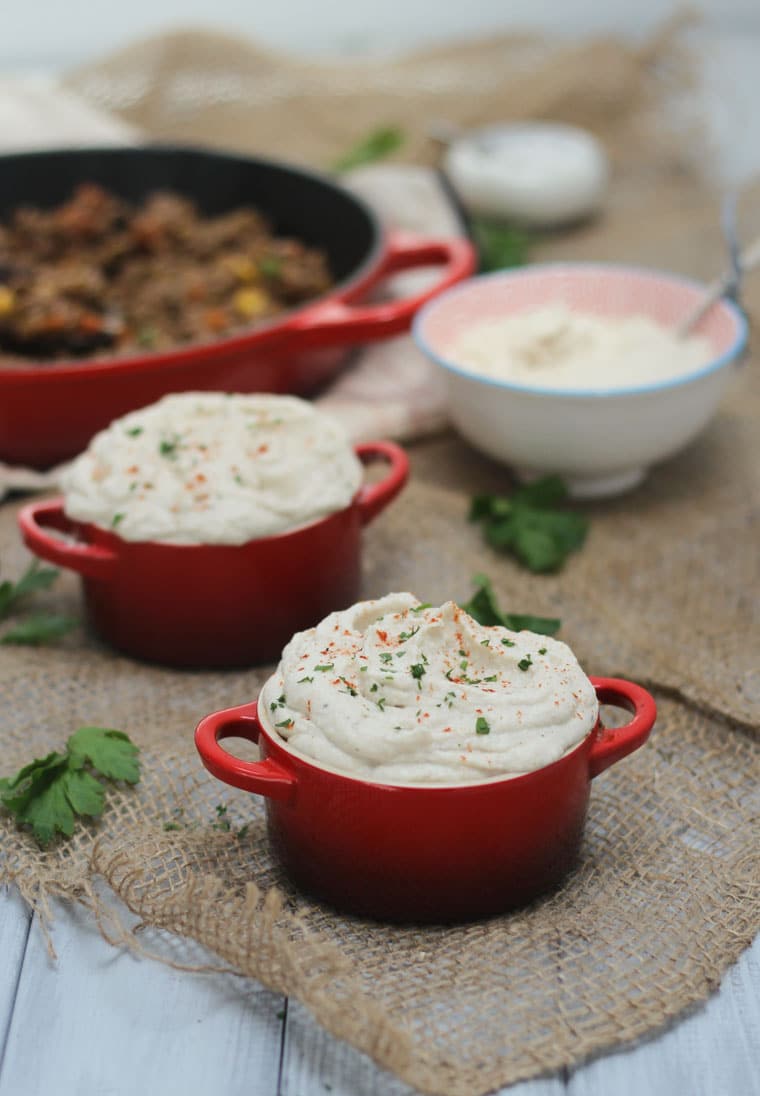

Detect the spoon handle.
[{"left": 678, "top": 229, "right": 760, "bottom": 337}]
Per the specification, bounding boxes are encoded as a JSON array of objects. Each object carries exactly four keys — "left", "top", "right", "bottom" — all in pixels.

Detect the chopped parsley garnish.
[
  {"left": 399, "top": 626, "right": 419, "bottom": 641},
  {"left": 538, "top": 647, "right": 547, "bottom": 655},
  {"left": 475, "top": 717, "right": 490, "bottom": 735},
  {"left": 444, "top": 691, "right": 456, "bottom": 709},
  {"left": 159, "top": 439, "right": 178, "bottom": 458},
  {"left": 111, "top": 513, "right": 125, "bottom": 527},
  {"left": 275, "top": 718, "right": 294, "bottom": 729},
  {"left": 379, "top": 653, "right": 393, "bottom": 664},
  {"left": 518, "top": 656, "right": 533, "bottom": 672},
  {"left": 314, "top": 664, "right": 334, "bottom": 672},
  {"left": 234, "top": 474, "right": 244, "bottom": 486},
  {"left": 445, "top": 668, "right": 455, "bottom": 680},
  {"left": 270, "top": 694, "right": 286, "bottom": 712},
  {"left": 370, "top": 683, "right": 379, "bottom": 693},
  {"left": 459, "top": 659, "right": 468, "bottom": 671},
  {"left": 340, "top": 678, "right": 358, "bottom": 696},
  {"left": 484, "top": 674, "right": 498, "bottom": 682},
  {"left": 502, "top": 638, "right": 516, "bottom": 647},
  {"left": 480, "top": 639, "right": 490, "bottom": 646},
  {"left": 297, "top": 676, "right": 313, "bottom": 684},
  {"left": 126, "top": 427, "right": 143, "bottom": 437},
  {"left": 458, "top": 649, "right": 467, "bottom": 657},
  {"left": 259, "top": 256, "right": 282, "bottom": 278},
  {"left": 411, "top": 603, "right": 432, "bottom": 614},
  {"left": 376, "top": 697, "right": 387, "bottom": 711},
  {"left": 410, "top": 663, "right": 426, "bottom": 682},
  {"left": 360, "top": 665, "right": 368, "bottom": 672}
]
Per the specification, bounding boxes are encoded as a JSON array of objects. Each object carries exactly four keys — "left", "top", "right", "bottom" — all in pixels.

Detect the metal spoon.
[{"left": 678, "top": 194, "right": 759, "bottom": 337}]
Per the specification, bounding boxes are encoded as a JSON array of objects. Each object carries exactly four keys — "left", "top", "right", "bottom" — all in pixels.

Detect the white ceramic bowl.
[{"left": 413, "top": 264, "right": 748, "bottom": 498}]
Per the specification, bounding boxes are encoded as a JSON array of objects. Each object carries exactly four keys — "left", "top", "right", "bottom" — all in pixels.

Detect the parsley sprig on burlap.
[
  {"left": 332, "top": 126, "right": 405, "bottom": 173},
  {"left": 0, "top": 727, "right": 140, "bottom": 846},
  {"left": 461, "top": 574, "right": 561, "bottom": 637},
  {"left": 470, "top": 476, "right": 588, "bottom": 574},
  {"left": 0, "top": 560, "right": 77, "bottom": 645}
]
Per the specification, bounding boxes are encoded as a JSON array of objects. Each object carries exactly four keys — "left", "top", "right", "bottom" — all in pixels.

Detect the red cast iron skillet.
[
  {"left": 18, "top": 440, "right": 408, "bottom": 668},
  {"left": 0, "top": 146, "right": 475, "bottom": 468},
  {"left": 195, "top": 677, "right": 656, "bottom": 922}
]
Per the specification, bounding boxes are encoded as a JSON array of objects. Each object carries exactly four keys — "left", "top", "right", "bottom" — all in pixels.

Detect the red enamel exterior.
[
  {"left": 0, "top": 230, "right": 474, "bottom": 468},
  {"left": 195, "top": 677, "right": 657, "bottom": 922},
  {"left": 18, "top": 441, "right": 408, "bottom": 669}
]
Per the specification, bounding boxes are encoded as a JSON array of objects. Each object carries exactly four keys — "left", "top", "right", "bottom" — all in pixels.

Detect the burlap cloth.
[{"left": 0, "top": 21, "right": 759, "bottom": 1096}]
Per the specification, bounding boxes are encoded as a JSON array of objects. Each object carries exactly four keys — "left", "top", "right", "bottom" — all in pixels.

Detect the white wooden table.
[{"left": 0, "top": 886, "right": 757, "bottom": 1096}]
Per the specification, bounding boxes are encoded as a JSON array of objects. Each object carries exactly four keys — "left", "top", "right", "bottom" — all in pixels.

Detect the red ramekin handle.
[
  {"left": 354, "top": 440, "right": 409, "bottom": 526},
  {"left": 588, "top": 677, "right": 657, "bottom": 778},
  {"left": 286, "top": 230, "right": 476, "bottom": 346},
  {"left": 18, "top": 499, "right": 117, "bottom": 580},
  {"left": 194, "top": 701, "right": 297, "bottom": 803}
]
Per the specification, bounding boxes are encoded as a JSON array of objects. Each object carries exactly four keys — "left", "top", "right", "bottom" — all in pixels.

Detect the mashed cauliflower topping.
[
  {"left": 260, "top": 593, "right": 599, "bottom": 785},
  {"left": 61, "top": 393, "right": 363, "bottom": 544},
  {"left": 450, "top": 305, "right": 712, "bottom": 391}
]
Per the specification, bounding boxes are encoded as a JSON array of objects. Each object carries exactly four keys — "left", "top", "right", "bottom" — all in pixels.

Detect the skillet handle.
[
  {"left": 354, "top": 441, "right": 409, "bottom": 526},
  {"left": 286, "top": 230, "right": 476, "bottom": 346},
  {"left": 195, "top": 701, "right": 297, "bottom": 803},
  {"left": 18, "top": 499, "right": 117, "bottom": 580},
  {"left": 588, "top": 677, "right": 657, "bottom": 779}
]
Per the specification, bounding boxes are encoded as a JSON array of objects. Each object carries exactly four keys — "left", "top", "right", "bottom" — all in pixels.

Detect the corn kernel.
[
  {"left": 233, "top": 287, "right": 270, "bottom": 318},
  {"left": 0, "top": 286, "right": 15, "bottom": 315}
]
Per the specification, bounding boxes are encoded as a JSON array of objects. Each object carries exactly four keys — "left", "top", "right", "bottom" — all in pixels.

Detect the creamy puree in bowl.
[
  {"left": 450, "top": 305, "right": 712, "bottom": 390},
  {"left": 61, "top": 392, "right": 363, "bottom": 544},
  {"left": 260, "top": 593, "right": 598, "bottom": 784}
]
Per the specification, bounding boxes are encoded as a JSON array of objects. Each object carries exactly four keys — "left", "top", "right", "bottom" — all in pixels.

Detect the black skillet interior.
[{"left": 0, "top": 145, "right": 379, "bottom": 287}]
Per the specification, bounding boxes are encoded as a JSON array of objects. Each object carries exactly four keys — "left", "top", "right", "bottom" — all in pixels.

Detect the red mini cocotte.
[
  {"left": 195, "top": 677, "right": 656, "bottom": 922},
  {"left": 19, "top": 440, "right": 408, "bottom": 669}
]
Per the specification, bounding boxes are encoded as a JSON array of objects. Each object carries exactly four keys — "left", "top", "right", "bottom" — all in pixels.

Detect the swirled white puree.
[
  {"left": 260, "top": 593, "right": 598, "bottom": 784},
  {"left": 61, "top": 393, "right": 363, "bottom": 544}
]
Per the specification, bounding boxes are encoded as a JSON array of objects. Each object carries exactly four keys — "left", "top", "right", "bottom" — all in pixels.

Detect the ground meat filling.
[{"left": 0, "top": 184, "right": 333, "bottom": 363}]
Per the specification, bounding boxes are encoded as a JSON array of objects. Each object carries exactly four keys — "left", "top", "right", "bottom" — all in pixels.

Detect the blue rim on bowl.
[{"left": 412, "top": 263, "right": 749, "bottom": 399}]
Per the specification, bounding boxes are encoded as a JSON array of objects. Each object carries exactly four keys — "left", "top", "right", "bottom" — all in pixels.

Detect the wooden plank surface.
[
  {"left": 0, "top": 895, "right": 284, "bottom": 1096},
  {"left": 567, "top": 935, "right": 760, "bottom": 1096},
  {"left": 0, "top": 889, "right": 31, "bottom": 1074},
  {"left": 0, "top": 890, "right": 757, "bottom": 1096}
]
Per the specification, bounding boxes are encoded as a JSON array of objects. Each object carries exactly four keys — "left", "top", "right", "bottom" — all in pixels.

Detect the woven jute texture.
[{"left": 0, "top": 23, "right": 758, "bottom": 1096}]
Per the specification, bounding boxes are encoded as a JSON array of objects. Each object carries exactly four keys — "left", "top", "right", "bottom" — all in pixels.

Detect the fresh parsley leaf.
[
  {"left": 275, "top": 718, "right": 294, "bottom": 729},
  {"left": 461, "top": 574, "right": 561, "bottom": 637},
  {"left": 469, "top": 477, "right": 588, "bottom": 573},
  {"left": 332, "top": 126, "right": 405, "bottom": 174},
  {"left": 314, "top": 664, "right": 334, "bottom": 673},
  {"left": 0, "top": 560, "right": 60, "bottom": 618},
  {"left": 1, "top": 613, "right": 78, "bottom": 646},
  {"left": 470, "top": 218, "right": 532, "bottom": 273},
  {"left": 67, "top": 726, "right": 140, "bottom": 784},
  {"left": 0, "top": 727, "right": 140, "bottom": 846},
  {"left": 410, "top": 663, "right": 426, "bottom": 682},
  {"left": 518, "top": 656, "right": 533, "bottom": 671},
  {"left": 159, "top": 438, "right": 178, "bottom": 458},
  {"left": 475, "top": 716, "right": 491, "bottom": 735},
  {"left": 125, "top": 426, "right": 143, "bottom": 438}
]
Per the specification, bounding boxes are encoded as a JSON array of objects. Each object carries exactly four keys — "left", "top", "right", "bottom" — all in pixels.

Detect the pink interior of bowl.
[{"left": 419, "top": 265, "right": 743, "bottom": 362}]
